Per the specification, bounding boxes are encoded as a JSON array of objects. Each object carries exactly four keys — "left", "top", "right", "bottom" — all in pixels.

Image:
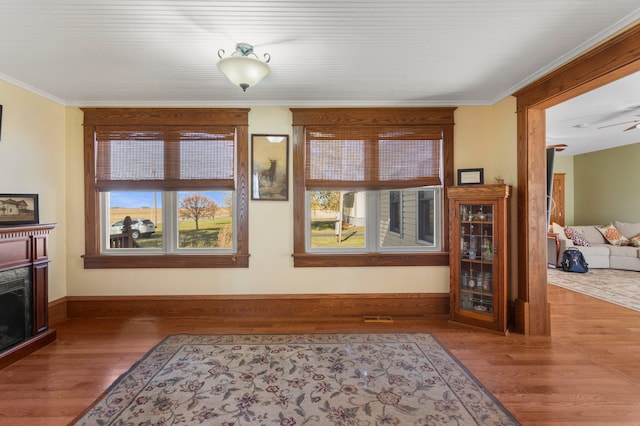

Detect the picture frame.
[
  {"left": 0, "top": 104, "right": 3, "bottom": 141},
  {"left": 251, "top": 134, "right": 289, "bottom": 201},
  {"left": 0, "top": 194, "right": 39, "bottom": 225},
  {"left": 457, "top": 168, "right": 484, "bottom": 185}
]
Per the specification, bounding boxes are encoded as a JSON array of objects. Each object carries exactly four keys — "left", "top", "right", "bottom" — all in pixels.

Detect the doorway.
[{"left": 513, "top": 23, "right": 640, "bottom": 335}]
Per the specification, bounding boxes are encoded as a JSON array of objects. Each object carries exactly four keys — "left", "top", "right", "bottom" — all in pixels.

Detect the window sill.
[
  {"left": 292, "top": 252, "right": 449, "bottom": 267},
  {"left": 83, "top": 254, "right": 249, "bottom": 269}
]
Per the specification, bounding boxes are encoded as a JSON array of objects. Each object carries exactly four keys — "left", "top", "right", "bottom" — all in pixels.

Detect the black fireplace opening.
[{"left": 0, "top": 267, "right": 32, "bottom": 352}]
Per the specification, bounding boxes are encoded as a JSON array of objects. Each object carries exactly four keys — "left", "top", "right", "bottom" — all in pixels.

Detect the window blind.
[
  {"left": 94, "top": 126, "right": 236, "bottom": 190},
  {"left": 305, "top": 126, "right": 442, "bottom": 190}
]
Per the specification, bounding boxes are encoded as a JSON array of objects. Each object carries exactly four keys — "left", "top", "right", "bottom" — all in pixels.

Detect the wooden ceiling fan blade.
[
  {"left": 597, "top": 120, "right": 636, "bottom": 129},
  {"left": 597, "top": 118, "right": 640, "bottom": 129},
  {"left": 546, "top": 144, "right": 567, "bottom": 152},
  {"left": 623, "top": 123, "right": 640, "bottom": 131}
]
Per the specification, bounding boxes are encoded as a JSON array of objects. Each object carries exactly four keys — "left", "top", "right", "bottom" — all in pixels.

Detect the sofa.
[{"left": 548, "top": 221, "right": 640, "bottom": 271}]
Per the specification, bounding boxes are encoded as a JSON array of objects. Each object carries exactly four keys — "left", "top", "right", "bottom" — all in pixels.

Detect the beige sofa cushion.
[
  {"left": 608, "top": 245, "right": 640, "bottom": 258},
  {"left": 613, "top": 221, "right": 640, "bottom": 239},
  {"left": 570, "top": 225, "right": 607, "bottom": 245},
  {"left": 573, "top": 244, "right": 611, "bottom": 268},
  {"left": 577, "top": 245, "right": 611, "bottom": 256}
]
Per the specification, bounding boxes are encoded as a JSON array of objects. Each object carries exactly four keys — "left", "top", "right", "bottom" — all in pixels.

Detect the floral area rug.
[
  {"left": 548, "top": 268, "right": 640, "bottom": 312},
  {"left": 73, "top": 333, "right": 519, "bottom": 426}
]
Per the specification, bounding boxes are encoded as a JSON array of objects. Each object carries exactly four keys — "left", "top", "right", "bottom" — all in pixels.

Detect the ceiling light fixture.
[{"left": 217, "top": 43, "right": 271, "bottom": 92}]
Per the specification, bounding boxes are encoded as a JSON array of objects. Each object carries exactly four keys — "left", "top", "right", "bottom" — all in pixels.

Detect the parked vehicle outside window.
[{"left": 110, "top": 218, "right": 155, "bottom": 239}]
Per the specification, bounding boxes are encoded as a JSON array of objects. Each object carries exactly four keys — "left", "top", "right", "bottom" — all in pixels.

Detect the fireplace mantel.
[{"left": 0, "top": 223, "right": 56, "bottom": 369}]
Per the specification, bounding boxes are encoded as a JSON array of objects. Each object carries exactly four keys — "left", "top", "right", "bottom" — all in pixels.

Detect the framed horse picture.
[{"left": 251, "top": 134, "right": 289, "bottom": 201}]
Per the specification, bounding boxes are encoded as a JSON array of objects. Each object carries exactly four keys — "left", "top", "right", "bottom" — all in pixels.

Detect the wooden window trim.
[
  {"left": 291, "top": 107, "right": 455, "bottom": 267},
  {"left": 82, "top": 108, "right": 250, "bottom": 269}
]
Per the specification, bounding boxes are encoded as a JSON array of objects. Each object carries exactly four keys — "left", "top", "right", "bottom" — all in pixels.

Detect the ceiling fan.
[
  {"left": 597, "top": 116, "right": 640, "bottom": 131},
  {"left": 546, "top": 144, "right": 567, "bottom": 152}
]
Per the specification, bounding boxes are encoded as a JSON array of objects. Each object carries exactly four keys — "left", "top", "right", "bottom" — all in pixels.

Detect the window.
[
  {"left": 103, "top": 190, "right": 234, "bottom": 252},
  {"left": 380, "top": 188, "right": 440, "bottom": 250},
  {"left": 389, "top": 191, "right": 402, "bottom": 235},
  {"left": 308, "top": 190, "right": 367, "bottom": 250},
  {"left": 307, "top": 188, "right": 440, "bottom": 253},
  {"left": 418, "top": 190, "right": 435, "bottom": 244},
  {"left": 82, "top": 108, "right": 250, "bottom": 269},
  {"left": 291, "top": 108, "right": 454, "bottom": 267}
]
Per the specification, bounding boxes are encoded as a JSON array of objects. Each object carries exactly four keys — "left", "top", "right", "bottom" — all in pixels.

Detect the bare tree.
[{"left": 179, "top": 194, "right": 217, "bottom": 231}]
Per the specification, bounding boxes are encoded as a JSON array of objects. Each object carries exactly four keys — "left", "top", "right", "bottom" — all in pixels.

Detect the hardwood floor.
[{"left": 1, "top": 284, "right": 640, "bottom": 425}]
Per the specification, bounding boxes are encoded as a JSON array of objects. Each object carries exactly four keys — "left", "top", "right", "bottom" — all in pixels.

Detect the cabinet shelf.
[
  {"left": 448, "top": 185, "right": 510, "bottom": 334},
  {"left": 461, "top": 258, "right": 493, "bottom": 264},
  {"left": 461, "top": 289, "right": 494, "bottom": 296}
]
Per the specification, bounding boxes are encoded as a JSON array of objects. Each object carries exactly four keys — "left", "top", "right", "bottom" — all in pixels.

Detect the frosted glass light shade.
[{"left": 217, "top": 56, "right": 271, "bottom": 91}]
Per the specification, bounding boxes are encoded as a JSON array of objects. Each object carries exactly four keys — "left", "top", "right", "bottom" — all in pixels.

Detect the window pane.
[
  {"left": 418, "top": 190, "right": 435, "bottom": 244},
  {"left": 177, "top": 191, "right": 233, "bottom": 249},
  {"left": 379, "top": 188, "right": 438, "bottom": 249},
  {"left": 389, "top": 191, "right": 401, "bottom": 234},
  {"left": 108, "top": 191, "right": 163, "bottom": 249},
  {"left": 309, "top": 190, "right": 366, "bottom": 249}
]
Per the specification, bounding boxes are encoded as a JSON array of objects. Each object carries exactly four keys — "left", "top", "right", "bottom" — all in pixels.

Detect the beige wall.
[
  {"left": 573, "top": 142, "right": 640, "bottom": 225},
  {"left": 2, "top": 80, "right": 519, "bottom": 300},
  {"left": 456, "top": 98, "right": 519, "bottom": 298},
  {"left": 0, "top": 80, "right": 67, "bottom": 301},
  {"left": 455, "top": 100, "right": 517, "bottom": 186}
]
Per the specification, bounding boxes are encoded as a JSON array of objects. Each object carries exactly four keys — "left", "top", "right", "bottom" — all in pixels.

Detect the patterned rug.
[
  {"left": 72, "top": 333, "right": 519, "bottom": 426},
  {"left": 548, "top": 268, "right": 640, "bottom": 312}
]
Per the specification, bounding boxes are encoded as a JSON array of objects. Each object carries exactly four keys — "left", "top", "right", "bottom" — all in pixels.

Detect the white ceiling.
[
  {"left": 0, "top": 1, "right": 639, "bottom": 154},
  {"left": 546, "top": 71, "right": 640, "bottom": 156}
]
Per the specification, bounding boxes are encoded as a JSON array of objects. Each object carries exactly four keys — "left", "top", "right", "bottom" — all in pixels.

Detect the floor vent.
[{"left": 363, "top": 315, "right": 394, "bottom": 323}]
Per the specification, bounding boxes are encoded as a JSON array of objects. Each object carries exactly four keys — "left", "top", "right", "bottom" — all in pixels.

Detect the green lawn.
[
  {"left": 310, "top": 219, "right": 365, "bottom": 247},
  {"left": 135, "top": 216, "right": 232, "bottom": 248},
  {"left": 135, "top": 217, "right": 364, "bottom": 249}
]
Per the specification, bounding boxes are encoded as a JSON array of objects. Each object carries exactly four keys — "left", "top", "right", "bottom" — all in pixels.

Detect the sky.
[{"left": 110, "top": 191, "right": 228, "bottom": 208}]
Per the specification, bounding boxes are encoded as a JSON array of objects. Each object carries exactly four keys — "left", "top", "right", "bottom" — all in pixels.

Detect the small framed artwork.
[
  {"left": 0, "top": 194, "right": 39, "bottom": 225},
  {"left": 457, "top": 168, "right": 484, "bottom": 185},
  {"left": 251, "top": 134, "right": 289, "bottom": 201}
]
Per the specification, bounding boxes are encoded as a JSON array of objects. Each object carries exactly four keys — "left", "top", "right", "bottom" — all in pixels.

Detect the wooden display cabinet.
[{"left": 448, "top": 185, "right": 510, "bottom": 333}]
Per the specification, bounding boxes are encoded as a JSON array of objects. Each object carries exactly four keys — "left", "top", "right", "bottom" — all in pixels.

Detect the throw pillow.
[
  {"left": 564, "top": 227, "right": 591, "bottom": 246},
  {"left": 630, "top": 234, "right": 640, "bottom": 248},
  {"left": 613, "top": 221, "right": 640, "bottom": 239},
  {"left": 595, "top": 223, "right": 629, "bottom": 246},
  {"left": 551, "top": 222, "right": 568, "bottom": 240}
]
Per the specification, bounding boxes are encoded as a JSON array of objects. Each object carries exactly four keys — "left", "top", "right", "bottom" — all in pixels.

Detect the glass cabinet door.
[{"left": 458, "top": 203, "right": 494, "bottom": 316}]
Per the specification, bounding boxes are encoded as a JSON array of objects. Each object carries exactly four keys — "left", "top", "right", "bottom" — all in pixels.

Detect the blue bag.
[{"left": 561, "top": 248, "right": 588, "bottom": 273}]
